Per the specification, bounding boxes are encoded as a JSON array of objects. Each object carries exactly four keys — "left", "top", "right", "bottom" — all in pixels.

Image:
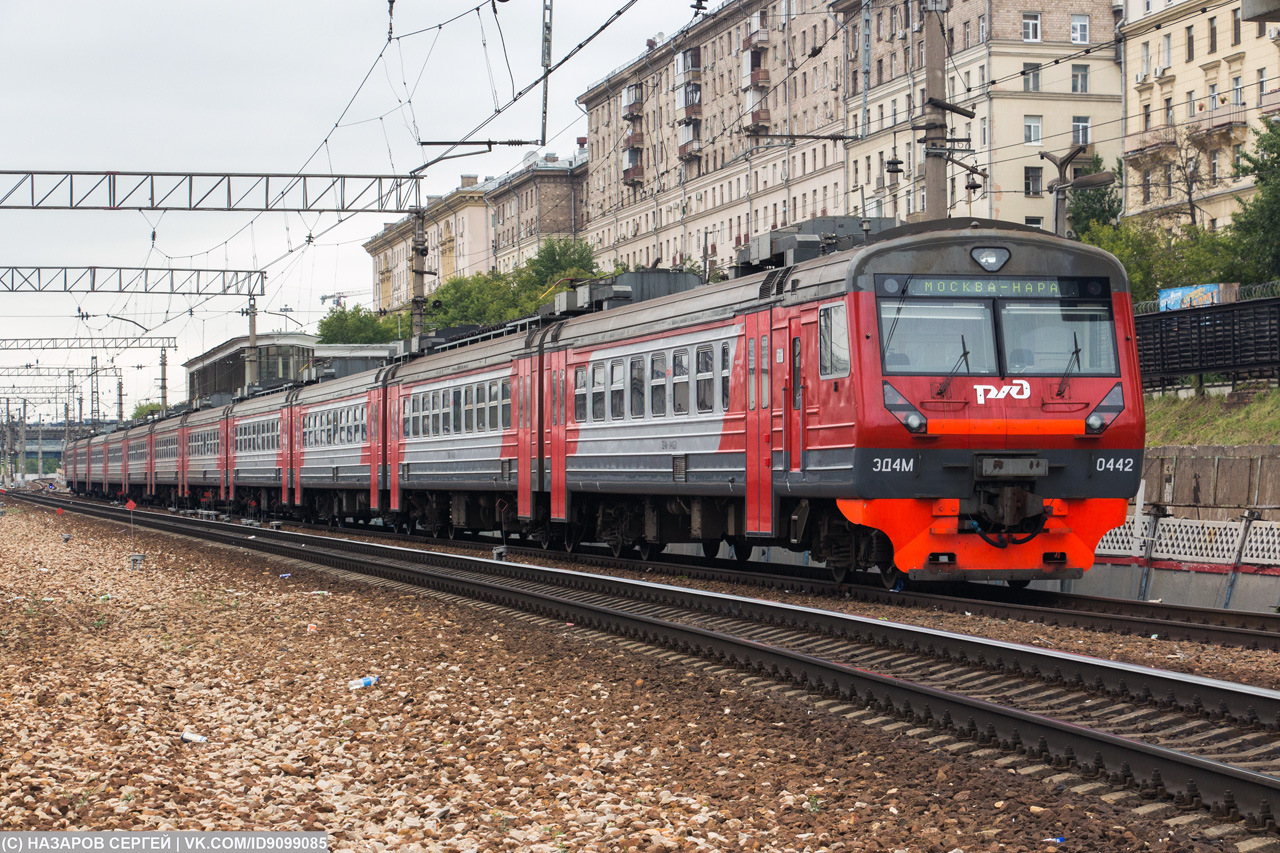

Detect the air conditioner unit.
[
  {"left": 1135, "top": 71, "right": 1148, "bottom": 83},
  {"left": 912, "top": 21, "right": 923, "bottom": 32},
  {"left": 897, "top": 29, "right": 907, "bottom": 39},
  {"left": 1269, "top": 26, "right": 1280, "bottom": 39},
  {"left": 1154, "top": 65, "right": 1166, "bottom": 78}
]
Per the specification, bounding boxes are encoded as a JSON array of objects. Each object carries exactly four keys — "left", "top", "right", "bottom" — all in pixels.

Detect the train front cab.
[{"left": 834, "top": 221, "right": 1143, "bottom": 585}]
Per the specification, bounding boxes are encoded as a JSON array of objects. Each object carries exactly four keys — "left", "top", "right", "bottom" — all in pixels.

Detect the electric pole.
[
  {"left": 922, "top": 0, "right": 949, "bottom": 219},
  {"left": 411, "top": 209, "right": 427, "bottom": 345}
]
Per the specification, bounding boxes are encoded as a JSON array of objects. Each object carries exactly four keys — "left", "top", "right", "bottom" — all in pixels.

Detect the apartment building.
[
  {"left": 1120, "top": 0, "right": 1280, "bottom": 226},
  {"left": 833, "top": 0, "right": 1122, "bottom": 231},
  {"left": 577, "top": 0, "right": 848, "bottom": 273},
  {"left": 363, "top": 175, "right": 496, "bottom": 312},
  {"left": 487, "top": 151, "right": 589, "bottom": 274}
]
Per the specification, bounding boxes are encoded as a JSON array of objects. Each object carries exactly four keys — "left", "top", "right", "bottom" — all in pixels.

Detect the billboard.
[{"left": 1158, "top": 283, "right": 1222, "bottom": 312}]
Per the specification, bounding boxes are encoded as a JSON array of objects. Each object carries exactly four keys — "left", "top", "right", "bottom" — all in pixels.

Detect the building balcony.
[
  {"left": 1207, "top": 102, "right": 1247, "bottom": 129},
  {"left": 675, "top": 103, "right": 703, "bottom": 124},
  {"left": 622, "top": 165, "right": 644, "bottom": 186},
  {"left": 1123, "top": 126, "right": 1176, "bottom": 158},
  {"left": 677, "top": 138, "right": 703, "bottom": 160},
  {"left": 743, "top": 28, "right": 769, "bottom": 51},
  {"left": 674, "top": 67, "right": 702, "bottom": 86},
  {"left": 1261, "top": 88, "right": 1280, "bottom": 116},
  {"left": 743, "top": 108, "right": 770, "bottom": 134},
  {"left": 622, "top": 131, "right": 644, "bottom": 150},
  {"left": 623, "top": 100, "right": 643, "bottom": 121},
  {"left": 741, "top": 67, "right": 771, "bottom": 89}
]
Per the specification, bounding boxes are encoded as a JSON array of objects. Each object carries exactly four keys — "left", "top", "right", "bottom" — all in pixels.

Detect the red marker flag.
[
  {"left": 126, "top": 499, "right": 137, "bottom": 511},
  {"left": 56, "top": 507, "right": 64, "bottom": 515}
]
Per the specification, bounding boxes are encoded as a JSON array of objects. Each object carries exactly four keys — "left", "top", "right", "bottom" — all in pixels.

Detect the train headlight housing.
[
  {"left": 1084, "top": 383, "right": 1125, "bottom": 434},
  {"left": 883, "top": 382, "right": 928, "bottom": 434},
  {"left": 971, "top": 247, "right": 1011, "bottom": 272}
]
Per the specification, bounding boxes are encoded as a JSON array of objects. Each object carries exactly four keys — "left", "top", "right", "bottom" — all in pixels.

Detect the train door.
[
  {"left": 386, "top": 389, "right": 402, "bottom": 513},
  {"left": 786, "top": 315, "right": 805, "bottom": 471},
  {"left": 147, "top": 426, "right": 155, "bottom": 497},
  {"left": 744, "top": 311, "right": 774, "bottom": 536},
  {"left": 517, "top": 358, "right": 535, "bottom": 519},
  {"left": 367, "top": 387, "right": 381, "bottom": 513},
  {"left": 548, "top": 350, "right": 568, "bottom": 522}
]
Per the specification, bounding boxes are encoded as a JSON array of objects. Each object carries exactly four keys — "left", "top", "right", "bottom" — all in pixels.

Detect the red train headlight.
[
  {"left": 883, "top": 382, "right": 928, "bottom": 433},
  {"left": 1085, "top": 383, "right": 1124, "bottom": 434}
]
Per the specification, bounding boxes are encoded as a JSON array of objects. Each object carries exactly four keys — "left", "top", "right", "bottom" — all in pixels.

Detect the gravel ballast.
[{"left": 0, "top": 500, "right": 1266, "bottom": 851}]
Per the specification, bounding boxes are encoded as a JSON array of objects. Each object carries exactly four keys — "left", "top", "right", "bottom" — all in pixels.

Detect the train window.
[
  {"left": 591, "top": 363, "right": 606, "bottom": 421},
  {"left": 650, "top": 355, "right": 667, "bottom": 417},
  {"left": 792, "top": 338, "right": 802, "bottom": 410},
  {"left": 999, "top": 303, "right": 1118, "bottom": 376},
  {"left": 878, "top": 299, "right": 998, "bottom": 375},
  {"left": 610, "top": 360, "right": 625, "bottom": 420},
  {"left": 673, "top": 350, "right": 690, "bottom": 415},
  {"left": 696, "top": 346, "right": 714, "bottom": 413},
  {"left": 721, "top": 343, "right": 731, "bottom": 411},
  {"left": 818, "top": 303, "right": 851, "bottom": 379},
  {"left": 452, "top": 388, "right": 463, "bottom": 434},
  {"left": 464, "top": 386, "right": 475, "bottom": 433},
  {"left": 747, "top": 338, "right": 757, "bottom": 411},
  {"left": 551, "top": 371, "right": 559, "bottom": 426},
  {"left": 402, "top": 398, "right": 410, "bottom": 439},
  {"left": 411, "top": 395, "right": 420, "bottom": 438},
  {"left": 575, "top": 367, "right": 587, "bottom": 423},
  {"left": 430, "top": 391, "right": 439, "bottom": 436},
  {"left": 502, "top": 380, "right": 512, "bottom": 429},
  {"left": 476, "top": 384, "right": 487, "bottom": 432},
  {"left": 761, "top": 335, "right": 770, "bottom": 408},
  {"left": 629, "top": 357, "right": 645, "bottom": 419},
  {"left": 488, "top": 381, "right": 499, "bottom": 430}
]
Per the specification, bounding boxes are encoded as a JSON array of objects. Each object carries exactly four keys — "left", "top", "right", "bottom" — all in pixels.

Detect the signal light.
[
  {"left": 1084, "top": 383, "right": 1124, "bottom": 434},
  {"left": 883, "top": 382, "right": 928, "bottom": 434}
]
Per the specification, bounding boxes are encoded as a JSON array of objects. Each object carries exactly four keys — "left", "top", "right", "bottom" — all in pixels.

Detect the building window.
[
  {"left": 1072, "top": 117, "right": 1091, "bottom": 144},
  {"left": 1071, "top": 15, "right": 1089, "bottom": 44},
  {"left": 1164, "top": 164, "right": 1173, "bottom": 198},
  {"left": 1185, "top": 25, "right": 1195, "bottom": 61},
  {"left": 1023, "top": 63, "right": 1040, "bottom": 91},
  {"left": 1186, "top": 89, "right": 1196, "bottom": 119},
  {"left": 1232, "top": 7, "right": 1241, "bottom": 45},
  {"left": 1210, "top": 150, "right": 1220, "bottom": 183},
  {"left": 1072, "top": 64, "right": 1089, "bottom": 93},
  {"left": 1025, "top": 217, "right": 1044, "bottom": 229},
  {"left": 1208, "top": 17, "right": 1217, "bottom": 52},
  {"left": 1143, "top": 103, "right": 1152, "bottom": 130},
  {"left": 980, "top": 117, "right": 987, "bottom": 147},
  {"left": 1232, "top": 76, "right": 1243, "bottom": 105},
  {"left": 1025, "top": 166, "right": 1044, "bottom": 195},
  {"left": 1023, "top": 115, "right": 1042, "bottom": 144},
  {"left": 1022, "top": 13, "right": 1040, "bottom": 41},
  {"left": 1142, "top": 170, "right": 1152, "bottom": 203},
  {"left": 978, "top": 15, "right": 986, "bottom": 42},
  {"left": 1165, "top": 97, "right": 1174, "bottom": 124}
]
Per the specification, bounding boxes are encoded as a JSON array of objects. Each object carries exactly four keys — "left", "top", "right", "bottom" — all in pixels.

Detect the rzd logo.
[{"left": 974, "top": 379, "right": 1030, "bottom": 404}]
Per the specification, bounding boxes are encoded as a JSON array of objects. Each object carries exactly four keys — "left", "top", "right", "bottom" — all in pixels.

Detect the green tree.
[
  {"left": 1066, "top": 156, "right": 1123, "bottom": 236},
  {"left": 131, "top": 402, "right": 162, "bottom": 421},
  {"left": 428, "top": 270, "right": 526, "bottom": 328},
  {"left": 1231, "top": 120, "right": 1280, "bottom": 283},
  {"left": 1080, "top": 219, "right": 1250, "bottom": 303},
  {"left": 316, "top": 305, "right": 399, "bottom": 344},
  {"left": 513, "top": 237, "right": 599, "bottom": 296}
]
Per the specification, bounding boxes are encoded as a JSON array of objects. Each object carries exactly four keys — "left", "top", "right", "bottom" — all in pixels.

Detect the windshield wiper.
[
  {"left": 936, "top": 334, "right": 970, "bottom": 397},
  {"left": 1055, "top": 331, "right": 1082, "bottom": 398}
]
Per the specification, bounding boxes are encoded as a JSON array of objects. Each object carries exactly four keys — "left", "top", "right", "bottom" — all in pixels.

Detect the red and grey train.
[{"left": 68, "top": 219, "right": 1144, "bottom": 586}]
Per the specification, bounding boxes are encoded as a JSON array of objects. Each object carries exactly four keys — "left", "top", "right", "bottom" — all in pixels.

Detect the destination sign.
[{"left": 875, "top": 275, "right": 1109, "bottom": 299}]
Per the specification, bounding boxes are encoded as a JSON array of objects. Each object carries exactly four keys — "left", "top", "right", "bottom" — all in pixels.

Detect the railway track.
[
  {"left": 18, "top": 492, "right": 1280, "bottom": 834},
  {"left": 27, "top": 492, "right": 1280, "bottom": 649}
]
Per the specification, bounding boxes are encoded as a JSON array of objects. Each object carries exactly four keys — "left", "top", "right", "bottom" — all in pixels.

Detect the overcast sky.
[{"left": 0, "top": 0, "right": 698, "bottom": 421}]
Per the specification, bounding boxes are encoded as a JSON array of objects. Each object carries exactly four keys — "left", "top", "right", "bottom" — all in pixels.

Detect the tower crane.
[{"left": 319, "top": 289, "right": 370, "bottom": 308}]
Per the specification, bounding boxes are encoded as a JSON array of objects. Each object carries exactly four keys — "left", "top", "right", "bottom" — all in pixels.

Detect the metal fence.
[{"left": 1096, "top": 495, "right": 1278, "bottom": 566}]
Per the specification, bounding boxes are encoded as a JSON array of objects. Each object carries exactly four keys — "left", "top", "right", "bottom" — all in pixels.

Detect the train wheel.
[
  {"left": 446, "top": 523, "right": 460, "bottom": 540},
  {"left": 563, "top": 527, "right": 582, "bottom": 554},
  {"left": 879, "top": 565, "right": 905, "bottom": 591},
  {"left": 608, "top": 539, "right": 634, "bottom": 559},
  {"left": 829, "top": 563, "right": 850, "bottom": 584},
  {"left": 1007, "top": 579, "right": 1031, "bottom": 590},
  {"left": 731, "top": 539, "right": 753, "bottom": 563},
  {"left": 701, "top": 540, "right": 720, "bottom": 560},
  {"left": 637, "top": 540, "right": 665, "bottom": 562}
]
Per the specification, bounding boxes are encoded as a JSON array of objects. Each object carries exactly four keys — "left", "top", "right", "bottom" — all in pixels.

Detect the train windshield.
[
  {"left": 1000, "top": 303, "right": 1118, "bottom": 376},
  {"left": 876, "top": 275, "right": 1119, "bottom": 377},
  {"left": 878, "top": 300, "right": 999, "bottom": 375}
]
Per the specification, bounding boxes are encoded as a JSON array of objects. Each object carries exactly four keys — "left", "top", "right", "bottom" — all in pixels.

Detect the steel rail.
[{"left": 15, "top": 493, "right": 1280, "bottom": 832}]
